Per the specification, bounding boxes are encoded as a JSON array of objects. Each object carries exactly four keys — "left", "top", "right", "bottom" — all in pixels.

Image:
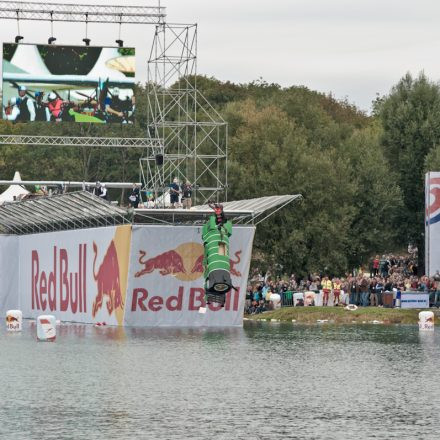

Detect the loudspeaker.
[{"left": 155, "top": 154, "right": 164, "bottom": 166}]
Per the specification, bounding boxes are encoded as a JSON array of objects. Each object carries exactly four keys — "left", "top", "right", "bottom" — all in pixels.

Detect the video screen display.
[{"left": 2, "top": 43, "right": 135, "bottom": 124}]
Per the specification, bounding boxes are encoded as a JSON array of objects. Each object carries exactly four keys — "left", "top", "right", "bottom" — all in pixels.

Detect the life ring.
[{"left": 344, "top": 304, "right": 358, "bottom": 311}]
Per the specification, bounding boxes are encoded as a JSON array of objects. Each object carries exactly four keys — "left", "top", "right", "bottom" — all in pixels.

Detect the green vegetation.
[
  {"left": 0, "top": 72, "right": 437, "bottom": 275},
  {"left": 246, "top": 307, "right": 437, "bottom": 325}
]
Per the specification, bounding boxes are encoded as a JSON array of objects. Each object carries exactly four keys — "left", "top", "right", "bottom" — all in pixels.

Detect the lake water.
[{"left": 1, "top": 321, "right": 439, "bottom": 439}]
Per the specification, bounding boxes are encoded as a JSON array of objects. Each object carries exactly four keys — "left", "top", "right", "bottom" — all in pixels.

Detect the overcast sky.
[{"left": 2, "top": 0, "right": 440, "bottom": 111}]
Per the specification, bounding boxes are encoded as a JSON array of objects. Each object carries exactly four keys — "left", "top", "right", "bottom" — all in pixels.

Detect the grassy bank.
[{"left": 245, "top": 307, "right": 440, "bottom": 325}]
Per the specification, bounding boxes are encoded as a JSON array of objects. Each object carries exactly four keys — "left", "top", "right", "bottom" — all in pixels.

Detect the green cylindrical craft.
[{"left": 202, "top": 214, "right": 233, "bottom": 305}]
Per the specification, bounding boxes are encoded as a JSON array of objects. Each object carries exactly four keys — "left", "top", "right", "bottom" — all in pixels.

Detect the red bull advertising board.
[
  {"left": 125, "top": 225, "right": 255, "bottom": 327},
  {"left": 426, "top": 172, "right": 440, "bottom": 276},
  {"left": 0, "top": 224, "right": 255, "bottom": 327},
  {"left": 16, "top": 225, "right": 131, "bottom": 326}
]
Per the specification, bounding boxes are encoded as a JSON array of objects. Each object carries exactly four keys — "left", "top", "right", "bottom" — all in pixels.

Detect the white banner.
[
  {"left": 400, "top": 293, "right": 429, "bottom": 309},
  {"left": 125, "top": 225, "right": 255, "bottom": 327},
  {"left": 18, "top": 225, "right": 132, "bottom": 325},
  {"left": 426, "top": 172, "right": 440, "bottom": 276},
  {"left": 0, "top": 235, "right": 19, "bottom": 315}
]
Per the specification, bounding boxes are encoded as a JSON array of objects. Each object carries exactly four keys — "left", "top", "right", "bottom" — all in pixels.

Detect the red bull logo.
[
  {"left": 91, "top": 225, "right": 131, "bottom": 326},
  {"left": 6, "top": 315, "right": 18, "bottom": 323},
  {"left": 92, "top": 241, "right": 123, "bottom": 318},
  {"left": 427, "top": 177, "right": 440, "bottom": 225},
  {"left": 135, "top": 242, "right": 242, "bottom": 281}
]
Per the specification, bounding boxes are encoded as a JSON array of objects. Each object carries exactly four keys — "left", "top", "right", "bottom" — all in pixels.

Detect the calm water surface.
[{"left": 0, "top": 321, "right": 439, "bottom": 439}]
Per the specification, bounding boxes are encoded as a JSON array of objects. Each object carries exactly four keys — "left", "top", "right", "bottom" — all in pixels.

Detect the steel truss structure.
[
  {"left": 0, "top": 2, "right": 227, "bottom": 206},
  {"left": 144, "top": 23, "right": 228, "bottom": 205},
  {"left": 0, "top": 1, "right": 165, "bottom": 24},
  {"left": 0, "top": 135, "right": 162, "bottom": 148}
]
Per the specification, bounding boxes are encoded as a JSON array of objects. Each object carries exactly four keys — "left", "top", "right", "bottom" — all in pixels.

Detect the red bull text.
[
  {"left": 31, "top": 245, "right": 87, "bottom": 313},
  {"left": 131, "top": 287, "right": 241, "bottom": 312}
]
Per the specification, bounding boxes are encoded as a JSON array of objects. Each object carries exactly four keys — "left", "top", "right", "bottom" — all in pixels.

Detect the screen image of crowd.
[
  {"left": 2, "top": 43, "right": 135, "bottom": 124},
  {"left": 245, "top": 254, "right": 440, "bottom": 314}
]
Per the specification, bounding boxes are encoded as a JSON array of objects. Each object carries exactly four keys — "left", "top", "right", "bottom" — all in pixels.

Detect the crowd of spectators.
[{"left": 245, "top": 254, "right": 440, "bottom": 314}]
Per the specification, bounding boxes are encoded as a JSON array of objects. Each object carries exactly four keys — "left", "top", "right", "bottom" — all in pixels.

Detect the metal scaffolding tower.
[
  {"left": 0, "top": 2, "right": 228, "bottom": 206},
  {"left": 144, "top": 23, "right": 228, "bottom": 204}
]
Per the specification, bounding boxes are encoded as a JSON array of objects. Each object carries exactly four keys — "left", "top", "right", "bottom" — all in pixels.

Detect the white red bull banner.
[
  {"left": 18, "top": 225, "right": 132, "bottom": 326},
  {"left": 0, "top": 223, "right": 255, "bottom": 327},
  {"left": 125, "top": 225, "right": 255, "bottom": 327},
  {"left": 426, "top": 172, "right": 440, "bottom": 276}
]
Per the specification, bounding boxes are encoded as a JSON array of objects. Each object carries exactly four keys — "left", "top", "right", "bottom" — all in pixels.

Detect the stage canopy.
[
  {"left": 0, "top": 191, "right": 130, "bottom": 235},
  {"left": 0, "top": 192, "right": 302, "bottom": 234},
  {"left": 134, "top": 194, "right": 302, "bottom": 225}
]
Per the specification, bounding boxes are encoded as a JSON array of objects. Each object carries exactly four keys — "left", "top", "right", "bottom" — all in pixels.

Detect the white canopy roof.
[
  {"left": 135, "top": 194, "right": 302, "bottom": 225},
  {"left": 0, "top": 171, "right": 30, "bottom": 205}
]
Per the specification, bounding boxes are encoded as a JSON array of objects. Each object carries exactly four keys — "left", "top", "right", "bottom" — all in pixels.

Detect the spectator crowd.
[{"left": 245, "top": 254, "right": 440, "bottom": 314}]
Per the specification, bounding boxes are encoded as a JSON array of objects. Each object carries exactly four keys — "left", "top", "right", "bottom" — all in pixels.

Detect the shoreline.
[{"left": 245, "top": 307, "right": 440, "bottom": 325}]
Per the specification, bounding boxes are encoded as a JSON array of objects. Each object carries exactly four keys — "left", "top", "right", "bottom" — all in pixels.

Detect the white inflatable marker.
[
  {"left": 198, "top": 307, "right": 207, "bottom": 314},
  {"left": 6, "top": 310, "right": 22, "bottom": 332},
  {"left": 37, "top": 315, "right": 56, "bottom": 342},
  {"left": 419, "top": 311, "right": 434, "bottom": 331}
]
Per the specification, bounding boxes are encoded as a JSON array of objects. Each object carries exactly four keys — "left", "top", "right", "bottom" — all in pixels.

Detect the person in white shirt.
[{"left": 3, "top": 97, "right": 20, "bottom": 121}]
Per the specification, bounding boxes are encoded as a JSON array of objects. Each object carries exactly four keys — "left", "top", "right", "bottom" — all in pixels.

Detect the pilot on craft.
[
  {"left": 16, "top": 86, "right": 36, "bottom": 122},
  {"left": 104, "top": 87, "right": 131, "bottom": 123}
]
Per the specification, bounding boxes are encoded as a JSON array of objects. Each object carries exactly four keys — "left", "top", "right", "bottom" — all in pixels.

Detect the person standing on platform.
[
  {"left": 169, "top": 177, "right": 180, "bottom": 208},
  {"left": 181, "top": 180, "right": 193, "bottom": 209},
  {"left": 99, "top": 183, "right": 108, "bottom": 201},
  {"left": 129, "top": 183, "right": 140, "bottom": 208}
]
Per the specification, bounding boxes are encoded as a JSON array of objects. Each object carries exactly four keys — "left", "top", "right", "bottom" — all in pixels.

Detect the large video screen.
[{"left": 2, "top": 43, "right": 135, "bottom": 124}]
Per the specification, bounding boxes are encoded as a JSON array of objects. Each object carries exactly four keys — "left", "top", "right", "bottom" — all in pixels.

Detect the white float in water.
[
  {"left": 6, "top": 310, "right": 22, "bottom": 332},
  {"left": 37, "top": 315, "right": 56, "bottom": 342},
  {"left": 419, "top": 311, "right": 434, "bottom": 331},
  {"left": 269, "top": 293, "right": 281, "bottom": 309}
]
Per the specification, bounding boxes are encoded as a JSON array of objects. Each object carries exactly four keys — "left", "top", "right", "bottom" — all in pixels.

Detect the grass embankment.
[{"left": 246, "top": 307, "right": 439, "bottom": 324}]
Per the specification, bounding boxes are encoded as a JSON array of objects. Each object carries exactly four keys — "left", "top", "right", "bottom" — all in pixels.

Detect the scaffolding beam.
[
  {"left": 0, "top": 135, "right": 163, "bottom": 148},
  {"left": 0, "top": 1, "right": 166, "bottom": 24}
]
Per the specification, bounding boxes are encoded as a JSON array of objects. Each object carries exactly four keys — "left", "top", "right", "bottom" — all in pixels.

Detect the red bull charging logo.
[
  {"left": 135, "top": 242, "right": 242, "bottom": 282},
  {"left": 427, "top": 177, "right": 440, "bottom": 226},
  {"left": 91, "top": 225, "right": 132, "bottom": 325}
]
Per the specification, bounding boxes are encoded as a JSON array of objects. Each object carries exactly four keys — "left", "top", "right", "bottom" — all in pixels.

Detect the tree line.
[{"left": 1, "top": 73, "right": 439, "bottom": 276}]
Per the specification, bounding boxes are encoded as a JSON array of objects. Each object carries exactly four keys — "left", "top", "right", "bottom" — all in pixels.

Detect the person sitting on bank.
[
  {"left": 16, "top": 86, "right": 36, "bottom": 122},
  {"left": 181, "top": 180, "right": 193, "bottom": 209},
  {"left": 169, "top": 177, "right": 180, "bottom": 208},
  {"left": 129, "top": 183, "right": 140, "bottom": 208}
]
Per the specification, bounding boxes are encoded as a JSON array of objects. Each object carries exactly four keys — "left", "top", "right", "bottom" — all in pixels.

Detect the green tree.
[{"left": 376, "top": 72, "right": 440, "bottom": 265}]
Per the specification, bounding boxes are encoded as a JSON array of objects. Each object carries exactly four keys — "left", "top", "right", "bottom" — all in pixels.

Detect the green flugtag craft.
[{"left": 202, "top": 203, "right": 233, "bottom": 306}]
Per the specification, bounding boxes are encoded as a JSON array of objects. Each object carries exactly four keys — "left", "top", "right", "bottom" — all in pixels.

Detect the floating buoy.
[
  {"left": 198, "top": 307, "right": 207, "bottom": 314},
  {"left": 6, "top": 310, "right": 22, "bottom": 332},
  {"left": 419, "top": 311, "right": 434, "bottom": 331},
  {"left": 317, "top": 319, "right": 328, "bottom": 323},
  {"left": 344, "top": 304, "right": 358, "bottom": 311},
  {"left": 94, "top": 322, "right": 107, "bottom": 327},
  {"left": 37, "top": 315, "right": 56, "bottom": 342}
]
